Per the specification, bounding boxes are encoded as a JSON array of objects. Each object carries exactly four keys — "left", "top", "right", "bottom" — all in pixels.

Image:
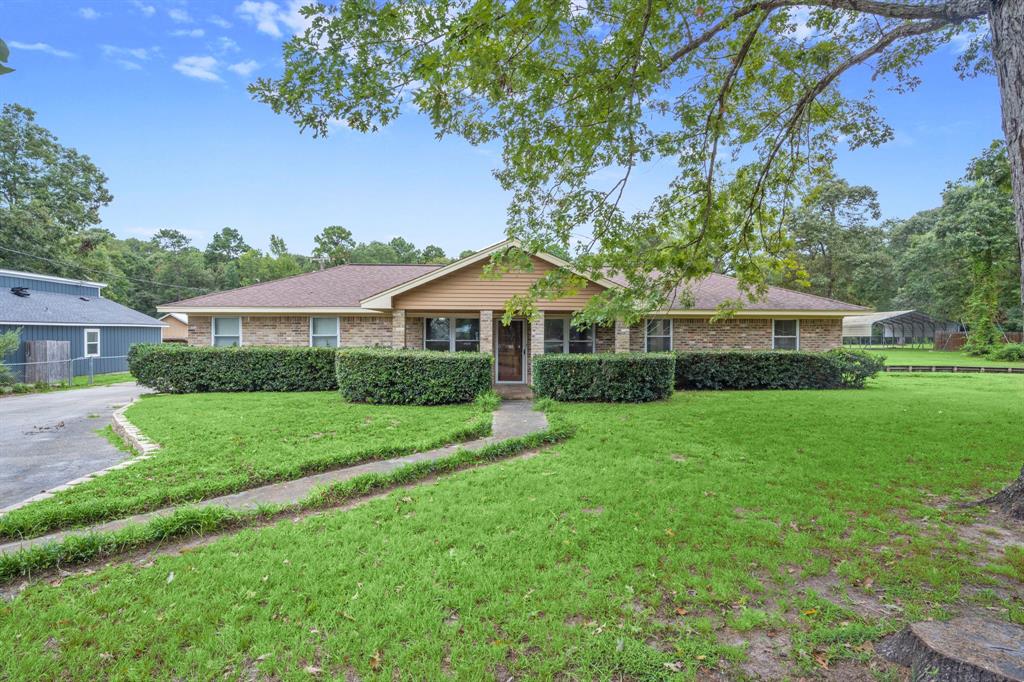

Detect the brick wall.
[
  {"left": 595, "top": 324, "right": 615, "bottom": 352},
  {"left": 672, "top": 318, "right": 772, "bottom": 351},
  {"left": 339, "top": 316, "right": 392, "bottom": 347},
  {"left": 187, "top": 316, "right": 212, "bottom": 346},
  {"left": 244, "top": 316, "right": 310, "bottom": 346},
  {"left": 796, "top": 318, "right": 842, "bottom": 351},
  {"left": 405, "top": 316, "right": 424, "bottom": 349}
]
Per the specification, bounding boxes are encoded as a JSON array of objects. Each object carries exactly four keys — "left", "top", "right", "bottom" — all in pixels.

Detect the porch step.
[{"left": 493, "top": 383, "right": 534, "bottom": 400}]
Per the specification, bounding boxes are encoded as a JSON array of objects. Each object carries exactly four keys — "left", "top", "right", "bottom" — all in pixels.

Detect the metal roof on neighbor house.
[{"left": 0, "top": 288, "right": 164, "bottom": 327}]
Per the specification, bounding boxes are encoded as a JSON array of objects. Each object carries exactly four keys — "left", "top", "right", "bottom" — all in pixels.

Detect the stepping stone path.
[{"left": 878, "top": 617, "right": 1024, "bottom": 681}]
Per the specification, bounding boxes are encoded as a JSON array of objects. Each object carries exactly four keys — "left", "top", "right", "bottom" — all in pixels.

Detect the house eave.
[
  {"left": 155, "top": 306, "right": 386, "bottom": 315},
  {"left": 650, "top": 309, "right": 871, "bottom": 318}
]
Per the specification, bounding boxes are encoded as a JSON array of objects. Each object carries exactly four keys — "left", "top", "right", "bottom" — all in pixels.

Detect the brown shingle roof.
[
  {"left": 166, "top": 264, "right": 442, "bottom": 308},
  {"left": 673, "top": 273, "right": 869, "bottom": 311},
  {"left": 163, "top": 260, "right": 866, "bottom": 312}
]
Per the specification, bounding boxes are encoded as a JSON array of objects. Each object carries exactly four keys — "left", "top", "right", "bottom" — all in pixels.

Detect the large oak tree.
[{"left": 252, "top": 0, "right": 1022, "bottom": 319}]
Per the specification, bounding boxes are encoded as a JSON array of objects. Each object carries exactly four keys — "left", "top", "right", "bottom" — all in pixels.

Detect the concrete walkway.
[
  {"left": 0, "top": 400, "right": 547, "bottom": 556},
  {"left": 0, "top": 382, "right": 151, "bottom": 509}
]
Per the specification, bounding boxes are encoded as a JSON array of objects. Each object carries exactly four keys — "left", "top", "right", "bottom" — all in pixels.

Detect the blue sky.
[{"left": 1, "top": 1, "right": 1006, "bottom": 257}]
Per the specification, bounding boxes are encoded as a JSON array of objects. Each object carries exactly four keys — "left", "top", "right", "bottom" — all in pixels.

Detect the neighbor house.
[
  {"left": 158, "top": 241, "right": 869, "bottom": 386},
  {"left": 159, "top": 313, "right": 189, "bottom": 342},
  {"left": 1, "top": 269, "right": 164, "bottom": 381}
]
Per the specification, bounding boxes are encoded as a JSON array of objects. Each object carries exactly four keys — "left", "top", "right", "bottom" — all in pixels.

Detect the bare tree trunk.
[
  {"left": 981, "top": 0, "right": 1024, "bottom": 518},
  {"left": 989, "top": 0, "right": 1024, "bottom": 310}
]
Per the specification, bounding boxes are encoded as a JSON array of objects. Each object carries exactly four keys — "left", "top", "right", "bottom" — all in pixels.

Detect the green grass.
[
  {"left": 0, "top": 392, "right": 491, "bottom": 540},
  {"left": 1, "top": 374, "right": 1021, "bottom": 680},
  {"left": 855, "top": 347, "right": 1024, "bottom": 368},
  {"left": 69, "top": 371, "right": 134, "bottom": 387}
]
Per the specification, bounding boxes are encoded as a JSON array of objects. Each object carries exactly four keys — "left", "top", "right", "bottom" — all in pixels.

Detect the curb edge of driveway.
[{"left": 0, "top": 397, "right": 160, "bottom": 516}]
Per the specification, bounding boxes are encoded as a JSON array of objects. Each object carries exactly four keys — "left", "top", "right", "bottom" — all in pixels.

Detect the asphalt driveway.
[{"left": 0, "top": 382, "right": 151, "bottom": 510}]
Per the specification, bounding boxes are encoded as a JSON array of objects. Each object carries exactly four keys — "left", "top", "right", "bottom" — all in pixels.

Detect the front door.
[{"left": 496, "top": 320, "right": 525, "bottom": 382}]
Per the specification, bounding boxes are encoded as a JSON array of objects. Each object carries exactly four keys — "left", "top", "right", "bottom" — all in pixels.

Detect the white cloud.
[
  {"left": 132, "top": 0, "right": 156, "bottom": 17},
  {"left": 100, "top": 45, "right": 152, "bottom": 61},
  {"left": 950, "top": 27, "right": 987, "bottom": 54},
  {"left": 78, "top": 7, "right": 99, "bottom": 19},
  {"left": 228, "top": 59, "right": 259, "bottom": 76},
  {"left": 167, "top": 7, "right": 192, "bottom": 23},
  {"left": 8, "top": 41, "right": 76, "bottom": 58},
  {"left": 235, "top": 0, "right": 311, "bottom": 38},
  {"left": 171, "top": 28, "right": 205, "bottom": 38},
  {"left": 100, "top": 45, "right": 155, "bottom": 70},
  {"left": 208, "top": 15, "right": 232, "bottom": 28},
  {"left": 214, "top": 36, "right": 240, "bottom": 53},
  {"left": 173, "top": 55, "right": 221, "bottom": 81}
]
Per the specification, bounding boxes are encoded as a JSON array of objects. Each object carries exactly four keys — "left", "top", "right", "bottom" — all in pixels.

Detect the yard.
[
  {"left": 0, "top": 393, "right": 490, "bottom": 540},
  {"left": 856, "top": 347, "right": 1024, "bottom": 368},
  {"left": 1, "top": 373, "right": 1021, "bottom": 680}
]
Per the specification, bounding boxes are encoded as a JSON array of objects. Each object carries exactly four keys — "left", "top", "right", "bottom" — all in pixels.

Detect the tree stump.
[
  {"left": 877, "top": 618, "right": 1024, "bottom": 681},
  {"left": 969, "top": 466, "right": 1024, "bottom": 520}
]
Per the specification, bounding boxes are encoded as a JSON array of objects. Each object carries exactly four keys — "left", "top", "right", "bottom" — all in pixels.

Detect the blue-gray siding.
[
  {"left": 0, "top": 324, "right": 159, "bottom": 376},
  {"left": 0, "top": 274, "right": 101, "bottom": 298}
]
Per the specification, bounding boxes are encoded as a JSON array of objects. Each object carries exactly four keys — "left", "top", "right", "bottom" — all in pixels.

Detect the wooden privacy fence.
[
  {"left": 24, "top": 340, "right": 71, "bottom": 384},
  {"left": 935, "top": 331, "right": 1023, "bottom": 351}
]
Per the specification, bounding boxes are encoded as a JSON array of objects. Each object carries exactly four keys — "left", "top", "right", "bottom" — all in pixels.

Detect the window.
[
  {"left": 84, "top": 328, "right": 100, "bottom": 357},
  {"left": 424, "top": 317, "right": 480, "bottom": 352},
  {"left": 543, "top": 318, "right": 594, "bottom": 353},
  {"left": 773, "top": 319, "right": 799, "bottom": 350},
  {"left": 310, "top": 317, "right": 339, "bottom": 347},
  {"left": 454, "top": 318, "right": 480, "bottom": 352},
  {"left": 212, "top": 316, "right": 241, "bottom": 347},
  {"left": 645, "top": 319, "right": 672, "bottom": 352}
]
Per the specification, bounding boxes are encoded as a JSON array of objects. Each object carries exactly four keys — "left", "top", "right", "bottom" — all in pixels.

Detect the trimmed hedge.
[
  {"left": 128, "top": 344, "right": 337, "bottom": 393},
  {"left": 336, "top": 348, "right": 492, "bottom": 405},
  {"left": 674, "top": 349, "right": 882, "bottom": 390},
  {"left": 532, "top": 352, "right": 675, "bottom": 402}
]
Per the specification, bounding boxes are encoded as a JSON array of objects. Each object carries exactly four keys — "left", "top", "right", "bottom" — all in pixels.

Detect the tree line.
[
  {"left": 780, "top": 141, "right": 1021, "bottom": 342},
  {"left": 1, "top": 101, "right": 1019, "bottom": 339}
]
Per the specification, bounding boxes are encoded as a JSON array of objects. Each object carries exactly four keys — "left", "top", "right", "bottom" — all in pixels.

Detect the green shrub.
[
  {"left": 824, "top": 348, "right": 886, "bottom": 388},
  {"left": 988, "top": 343, "right": 1024, "bottom": 362},
  {"left": 336, "top": 348, "right": 492, "bottom": 405},
  {"left": 674, "top": 351, "right": 848, "bottom": 390},
  {"left": 128, "top": 344, "right": 337, "bottom": 393},
  {"left": 532, "top": 353, "right": 675, "bottom": 402}
]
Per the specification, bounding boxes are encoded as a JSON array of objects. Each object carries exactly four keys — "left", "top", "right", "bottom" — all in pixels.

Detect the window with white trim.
[
  {"left": 543, "top": 318, "right": 594, "bottom": 353},
  {"left": 645, "top": 319, "right": 672, "bottom": 352},
  {"left": 212, "top": 317, "right": 241, "bottom": 347},
  {"left": 310, "top": 317, "right": 340, "bottom": 347},
  {"left": 84, "top": 328, "right": 101, "bottom": 357},
  {"left": 772, "top": 319, "right": 799, "bottom": 350},
  {"left": 424, "top": 317, "right": 480, "bottom": 352}
]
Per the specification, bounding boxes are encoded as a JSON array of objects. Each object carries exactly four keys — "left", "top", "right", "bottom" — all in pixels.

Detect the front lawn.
[
  {"left": 2, "top": 374, "right": 1021, "bottom": 680},
  {"left": 0, "top": 393, "right": 490, "bottom": 540},
  {"left": 856, "top": 347, "right": 1024, "bottom": 368}
]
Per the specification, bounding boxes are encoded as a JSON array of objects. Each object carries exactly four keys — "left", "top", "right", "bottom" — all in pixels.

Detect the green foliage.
[
  {"left": 675, "top": 351, "right": 849, "bottom": 390},
  {"left": 532, "top": 353, "right": 675, "bottom": 403},
  {"left": 0, "top": 103, "right": 112, "bottom": 275},
  {"left": 824, "top": 348, "right": 886, "bottom": 388},
  {"left": 312, "top": 224, "right": 355, "bottom": 265},
  {"left": 336, "top": 348, "right": 492, "bottom": 405},
  {"left": 989, "top": 343, "right": 1024, "bottom": 362},
  {"left": 249, "top": 0, "right": 1000, "bottom": 324},
  {"left": 783, "top": 178, "right": 895, "bottom": 309},
  {"left": 128, "top": 344, "right": 338, "bottom": 393},
  {"left": 0, "top": 327, "right": 19, "bottom": 385},
  {"left": 0, "top": 38, "right": 12, "bottom": 76}
]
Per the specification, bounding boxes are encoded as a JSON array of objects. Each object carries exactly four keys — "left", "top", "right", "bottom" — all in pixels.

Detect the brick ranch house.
[{"left": 158, "top": 240, "right": 869, "bottom": 386}]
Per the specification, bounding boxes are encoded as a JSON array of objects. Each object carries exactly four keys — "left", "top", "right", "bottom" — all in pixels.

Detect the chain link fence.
[{"left": 1, "top": 355, "right": 130, "bottom": 386}]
